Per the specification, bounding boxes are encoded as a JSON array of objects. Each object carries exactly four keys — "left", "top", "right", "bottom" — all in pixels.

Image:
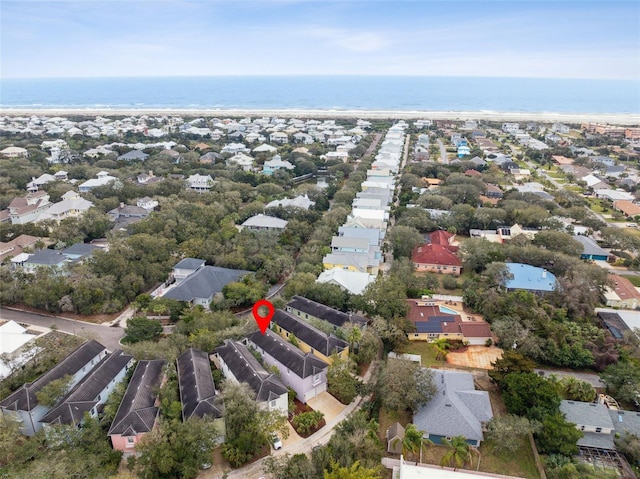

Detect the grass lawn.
[
  {"left": 479, "top": 438, "right": 540, "bottom": 479},
  {"left": 396, "top": 341, "right": 443, "bottom": 368},
  {"left": 377, "top": 406, "right": 412, "bottom": 442},
  {"left": 624, "top": 275, "right": 640, "bottom": 287}
]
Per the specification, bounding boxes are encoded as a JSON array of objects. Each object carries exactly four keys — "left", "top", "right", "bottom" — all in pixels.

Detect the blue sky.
[{"left": 1, "top": 1, "right": 639, "bottom": 80}]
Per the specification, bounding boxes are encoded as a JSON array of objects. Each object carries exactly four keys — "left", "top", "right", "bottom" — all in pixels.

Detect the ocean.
[{"left": 1, "top": 76, "right": 638, "bottom": 114}]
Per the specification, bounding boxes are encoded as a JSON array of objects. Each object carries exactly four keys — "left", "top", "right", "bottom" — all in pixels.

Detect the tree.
[
  {"left": 485, "top": 414, "right": 541, "bottom": 453},
  {"left": 488, "top": 351, "right": 535, "bottom": 388},
  {"left": 600, "top": 360, "right": 640, "bottom": 404},
  {"left": 35, "top": 374, "right": 72, "bottom": 407},
  {"left": 440, "top": 436, "right": 472, "bottom": 470},
  {"left": 402, "top": 424, "right": 431, "bottom": 464},
  {"left": 535, "top": 412, "right": 582, "bottom": 456},
  {"left": 378, "top": 359, "right": 436, "bottom": 413},
  {"left": 324, "top": 461, "right": 383, "bottom": 479},
  {"left": 559, "top": 376, "right": 596, "bottom": 402},
  {"left": 132, "top": 418, "right": 219, "bottom": 479},
  {"left": 122, "top": 316, "right": 163, "bottom": 344},
  {"left": 614, "top": 431, "right": 640, "bottom": 466},
  {"left": 327, "top": 355, "right": 360, "bottom": 404},
  {"left": 502, "top": 372, "right": 562, "bottom": 421},
  {"left": 292, "top": 410, "right": 325, "bottom": 435},
  {"left": 532, "top": 230, "right": 583, "bottom": 256},
  {"left": 388, "top": 226, "right": 424, "bottom": 259},
  {"left": 433, "top": 338, "right": 450, "bottom": 362},
  {"left": 264, "top": 453, "right": 317, "bottom": 479}
]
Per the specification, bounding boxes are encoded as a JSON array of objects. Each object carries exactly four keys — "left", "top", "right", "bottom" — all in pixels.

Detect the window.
[
  {"left": 313, "top": 373, "right": 321, "bottom": 384},
  {"left": 414, "top": 334, "right": 419, "bottom": 337},
  {"left": 287, "top": 368, "right": 290, "bottom": 375},
  {"left": 126, "top": 437, "right": 135, "bottom": 447},
  {"left": 452, "top": 267, "right": 457, "bottom": 271},
  {"left": 270, "top": 400, "right": 277, "bottom": 409},
  {"left": 596, "top": 427, "right": 602, "bottom": 433}
]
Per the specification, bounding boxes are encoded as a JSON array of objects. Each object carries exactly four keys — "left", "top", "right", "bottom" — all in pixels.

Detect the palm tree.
[
  {"left": 441, "top": 436, "right": 471, "bottom": 470},
  {"left": 433, "top": 338, "right": 450, "bottom": 362},
  {"left": 403, "top": 424, "right": 433, "bottom": 464},
  {"left": 346, "top": 325, "right": 362, "bottom": 353}
]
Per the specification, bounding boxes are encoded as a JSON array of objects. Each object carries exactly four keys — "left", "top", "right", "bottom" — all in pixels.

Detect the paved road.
[
  {"left": 534, "top": 368, "right": 605, "bottom": 388},
  {"left": 436, "top": 139, "right": 448, "bottom": 164},
  {"left": 0, "top": 307, "right": 124, "bottom": 351}
]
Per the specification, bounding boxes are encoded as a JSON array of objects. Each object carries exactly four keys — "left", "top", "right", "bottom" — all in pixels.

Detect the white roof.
[
  {"left": 253, "top": 143, "right": 277, "bottom": 153},
  {"left": 37, "top": 198, "right": 93, "bottom": 221},
  {"left": 266, "top": 195, "right": 315, "bottom": 210},
  {"left": 0, "top": 320, "right": 34, "bottom": 355},
  {"left": 241, "top": 214, "right": 288, "bottom": 229},
  {"left": 1, "top": 146, "right": 28, "bottom": 154},
  {"left": 316, "top": 268, "right": 375, "bottom": 295}
]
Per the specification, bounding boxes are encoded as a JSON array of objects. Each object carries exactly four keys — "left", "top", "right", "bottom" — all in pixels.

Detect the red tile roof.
[
  {"left": 459, "top": 322, "right": 493, "bottom": 338},
  {"left": 609, "top": 274, "right": 640, "bottom": 301},
  {"left": 412, "top": 244, "right": 461, "bottom": 267}
]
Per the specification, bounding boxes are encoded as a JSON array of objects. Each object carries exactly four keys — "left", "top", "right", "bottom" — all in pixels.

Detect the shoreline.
[{"left": 1, "top": 107, "right": 639, "bottom": 125}]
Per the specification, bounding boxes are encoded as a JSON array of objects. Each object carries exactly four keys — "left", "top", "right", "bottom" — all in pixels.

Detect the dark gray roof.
[
  {"left": 287, "top": 296, "right": 368, "bottom": 328},
  {"left": 25, "top": 249, "right": 67, "bottom": 265},
  {"left": 40, "top": 350, "right": 133, "bottom": 426},
  {"left": 413, "top": 369, "right": 493, "bottom": 442},
  {"left": 414, "top": 317, "right": 453, "bottom": 333},
  {"left": 61, "top": 243, "right": 99, "bottom": 257},
  {"left": 560, "top": 400, "right": 615, "bottom": 429},
  {"left": 245, "top": 329, "right": 327, "bottom": 379},
  {"left": 214, "top": 340, "right": 288, "bottom": 403},
  {"left": 610, "top": 409, "right": 640, "bottom": 437},
  {"left": 271, "top": 310, "right": 349, "bottom": 357},
  {"left": 578, "top": 431, "right": 616, "bottom": 450},
  {"left": 597, "top": 311, "right": 630, "bottom": 339},
  {"left": 176, "top": 348, "right": 223, "bottom": 420},
  {"left": 573, "top": 235, "right": 610, "bottom": 258},
  {"left": 118, "top": 150, "right": 149, "bottom": 161},
  {"left": 164, "top": 266, "right": 251, "bottom": 302},
  {"left": 173, "top": 258, "right": 206, "bottom": 271},
  {"left": 108, "top": 360, "right": 165, "bottom": 436},
  {"left": 1, "top": 340, "right": 107, "bottom": 412}
]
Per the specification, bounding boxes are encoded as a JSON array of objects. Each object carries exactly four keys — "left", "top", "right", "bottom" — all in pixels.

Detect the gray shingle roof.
[
  {"left": 25, "top": 249, "right": 67, "bottom": 266},
  {"left": 118, "top": 150, "right": 149, "bottom": 161},
  {"left": 61, "top": 243, "right": 100, "bottom": 257},
  {"left": 245, "top": 329, "right": 327, "bottom": 379},
  {"left": 610, "top": 409, "right": 640, "bottom": 437},
  {"left": 413, "top": 369, "right": 493, "bottom": 442},
  {"left": 40, "top": 350, "right": 133, "bottom": 426},
  {"left": 173, "top": 258, "right": 206, "bottom": 271},
  {"left": 287, "top": 296, "right": 368, "bottom": 328},
  {"left": 176, "top": 348, "right": 223, "bottom": 420},
  {"left": 573, "top": 235, "right": 610, "bottom": 258},
  {"left": 337, "top": 227, "right": 382, "bottom": 246},
  {"left": 1, "top": 340, "right": 107, "bottom": 412},
  {"left": 164, "top": 266, "right": 251, "bottom": 302},
  {"left": 560, "top": 400, "right": 615, "bottom": 429},
  {"left": 271, "top": 310, "right": 349, "bottom": 357},
  {"left": 214, "top": 340, "right": 288, "bottom": 403},
  {"left": 108, "top": 360, "right": 165, "bottom": 436}
]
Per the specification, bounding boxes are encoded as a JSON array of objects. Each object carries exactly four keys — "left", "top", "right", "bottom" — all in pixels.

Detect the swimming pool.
[{"left": 439, "top": 305, "right": 459, "bottom": 315}]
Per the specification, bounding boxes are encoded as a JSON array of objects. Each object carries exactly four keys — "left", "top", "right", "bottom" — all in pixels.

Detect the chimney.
[{"left": 120, "top": 202, "right": 124, "bottom": 209}]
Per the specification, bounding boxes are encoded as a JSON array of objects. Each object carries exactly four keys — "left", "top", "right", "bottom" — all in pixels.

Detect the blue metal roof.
[{"left": 505, "top": 262, "right": 557, "bottom": 292}]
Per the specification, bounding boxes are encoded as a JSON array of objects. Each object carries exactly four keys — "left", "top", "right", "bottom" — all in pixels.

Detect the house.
[
  {"left": 117, "top": 150, "right": 149, "bottom": 162},
  {"left": 559, "top": 400, "right": 615, "bottom": 451},
  {"left": 163, "top": 265, "right": 251, "bottom": 309},
  {"left": 108, "top": 359, "right": 166, "bottom": 453},
  {"left": 40, "top": 350, "right": 134, "bottom": 427},
  {"left": 78, "top": 172, "right": 117, "bottom": 193},
  {"left": 61, "top": 243, "right": 100, "bottom": 261},
  {"left": 573, "top": 235, "right": 611, "bottom": 261},
  {"left": 262, "top": 156, "right": 295, "bottom": 175},
  {"left": 0, "top": 321, "right": 41, "bottom": 380},
  {"left": 405, "top": 299, "right": 492, "bottom": 345},
  {"left": 186, "top": 174, "right": 214, "bottom": 192},
  {"left": 36, "top": 195, "right": 94, "bottom": 223},
  {"left": 176, "top": 349, "right": 224, "bottom": 428},
  {"left": 504, "top": 263, "right": 557, "bottom": 294},
  {"left": 244, "top": 329, "right": 328, "bottom": 403},
  {"left": 485, "top": 184, "right": 503, "bottom": 199},
  {"left": 0, "top": 340, "right": 108, "bottom": 436},
  {"left": 411, "top": 244, "right": 462, "bottom": 276},
  {"left": 0, "top": 234, "right": 41, "bottom": 263},
  {"left": 108, "top": 203, "right": 149, "bottom": 230},
  {"left": 1, "top": 146, "right": 29, "bottom": 158},
  {"left": 199, "top": 152, "right": 222, "bottom": 164},
  {"left": 331, "top": 236, "right": 372, "bottom": 254},
  {"left": 265, "top": 195, "right": 315, "bottom": 210},
  {"left": 170, "top": 257, "right": 206, "bottom": 283},
  {"left": 338, "top": 226, "right": 384, "bottom": 246},
  {"left": 322, "top": 250, "right": 381, "bottom": 275},
  {"left": 469, "top": 224, "right": 539, "bottom": 244},
  {"left": 286, "top": 296, "right": 368, "bottom": 329},
  {"left": 413, "top": 369, "right": 493, "bottom": 447},
  {"left": 271, "top": 309, "right": 349, "bottom": 363},
  {"left": 137, "top": 196, "right": 158, "bottom": 211},
  {"left": 226, "top": 153, "right": 254, "bottom": 171},
  {"left": 22, "top": 249, "right": 68, "bottom": 273},
  {"left": 613, "top": 200, "right": 640, "bottom": 219},
  {"left": 214, "top": 340, "right": 289, "bottom": 414},
  {"left": 27, "top": 173, "right": 57, "bottom": 192},
  {"left": 269, "top": 132, "right": 289, "bottom": 144},
  {"left": 136, "top": 171, "right": 162, "bottom": 186},
  {"left": 252, "top": 143, "right": 278, "bottom": 154},
  {"left": 316, "top": 268, "right": 375, "bottom": 296},
  {"left": 386, "top": 422, "right": 405, "bottom": 454},
  {"left": 240, "top": 214, "right": 288, "bottom": 232},
  {"left": 602, "top": 274, "right": 640, "bottom": 309},
  {"left": 1, "top": 191, "right": 52, "bottom": 224}
]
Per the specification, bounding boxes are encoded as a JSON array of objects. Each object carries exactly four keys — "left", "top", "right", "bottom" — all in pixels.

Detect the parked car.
[{"left": 271, "top": 433, "right": 282, "bottom": 450}]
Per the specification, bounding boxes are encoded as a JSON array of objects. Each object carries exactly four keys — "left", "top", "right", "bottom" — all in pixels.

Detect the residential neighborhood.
[{"left": 1, "top": 114, "right": 640, "bottom": 479}]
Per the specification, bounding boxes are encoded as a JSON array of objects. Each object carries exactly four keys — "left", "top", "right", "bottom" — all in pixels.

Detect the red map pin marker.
[{"left": 252, "top": 299, "right": 275, "bottom": 334}]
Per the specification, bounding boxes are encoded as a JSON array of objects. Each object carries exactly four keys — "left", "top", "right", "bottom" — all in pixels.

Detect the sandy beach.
[{"left": 1, "top": 108, "right": 638, "bottom": 125}]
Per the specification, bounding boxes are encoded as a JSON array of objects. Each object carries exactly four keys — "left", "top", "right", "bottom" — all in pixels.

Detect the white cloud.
[{"left": 298, "top": 27, "right": 390, "bottom": 53}]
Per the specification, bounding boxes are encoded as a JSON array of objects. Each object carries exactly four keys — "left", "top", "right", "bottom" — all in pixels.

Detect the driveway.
[
  {"left": 446, "top": 346, "right": 503, "bottom": 369},
  {"left": 0, "top": 307, "right": 124, "bottom": 351},
  {"left": 534, "top": 368, "right": 605, "bottom": 388},
  {"left": 307, "top": 391, "right": 346, "bottom": 423}
]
